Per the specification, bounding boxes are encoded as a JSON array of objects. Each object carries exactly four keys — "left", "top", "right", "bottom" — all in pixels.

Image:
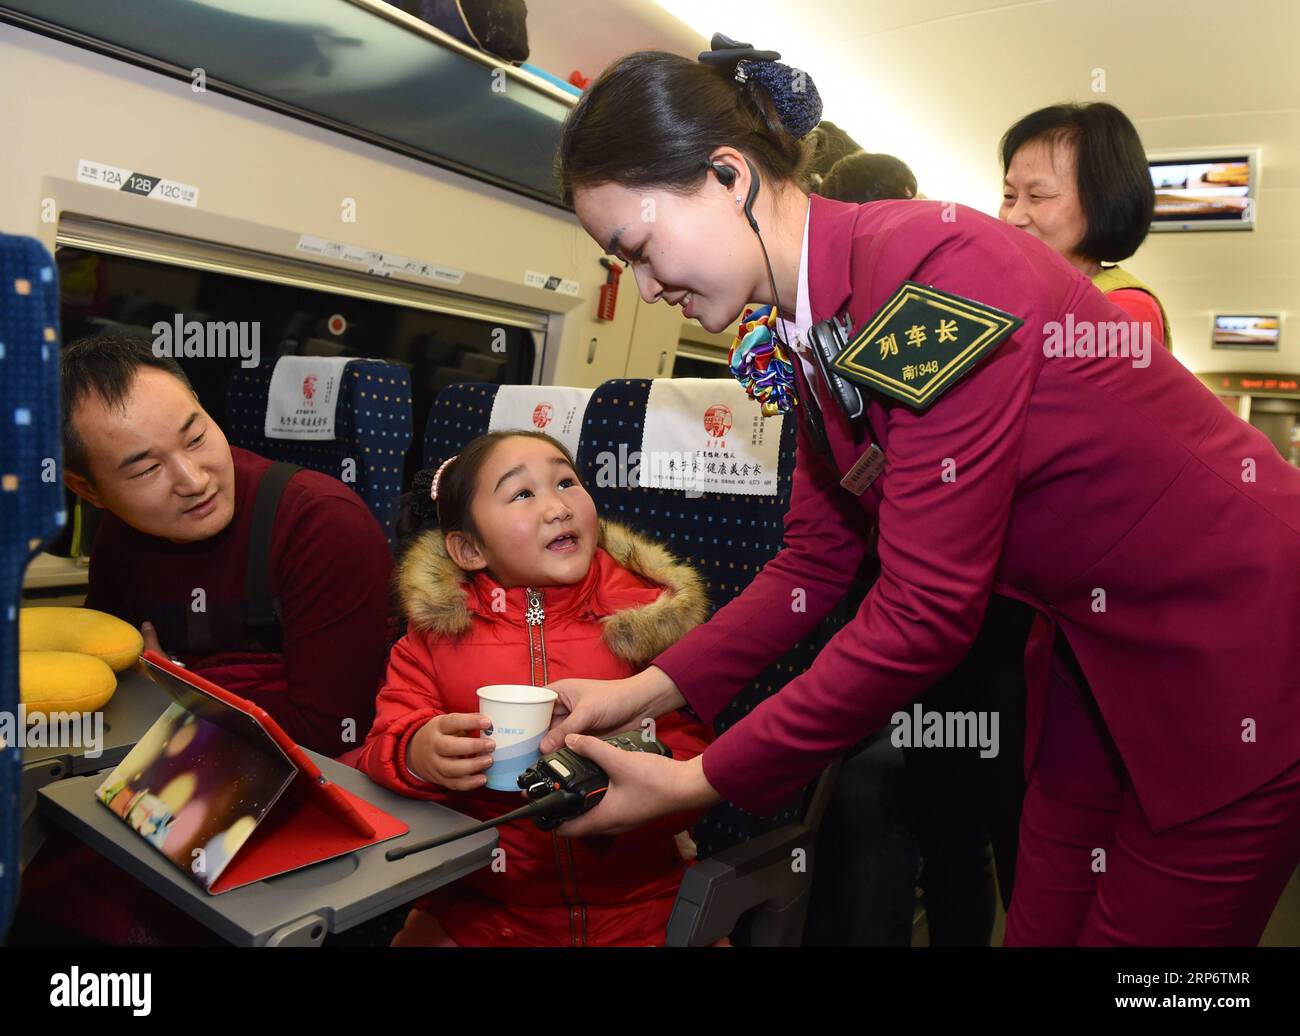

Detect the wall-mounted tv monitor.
[
  {"left": 1148, "top": 150, "right": 1258, "bottom": 231},
  {"left": 1212, "top": 313, "right": 1281, "bottom": 350}
]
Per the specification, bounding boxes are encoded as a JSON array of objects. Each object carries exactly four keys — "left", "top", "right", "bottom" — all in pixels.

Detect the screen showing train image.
[
  {"left": 1149, "top": 155, "right": 1254, "bottom": 230},
  {"left": 1213, "top": 315, "right": 1280, "bottom": 350}
]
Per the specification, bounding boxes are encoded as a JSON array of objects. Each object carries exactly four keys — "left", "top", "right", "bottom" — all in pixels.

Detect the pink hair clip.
[{"left": 430, "top": 454, "right": 458, "bottom": 502}]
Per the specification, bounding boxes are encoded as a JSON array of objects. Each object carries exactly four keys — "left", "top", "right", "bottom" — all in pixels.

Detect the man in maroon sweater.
[
  {"left": 16, "top": 336, "right": 393, "bottom": 945},
  {"left": 62, "top": 335, "right": 392, "bottom": 756}
]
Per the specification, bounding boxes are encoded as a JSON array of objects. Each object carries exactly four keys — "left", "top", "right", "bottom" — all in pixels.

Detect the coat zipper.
[
  {"left": 524, "top": 586, "right": 587, "bottom": 945},
  {"left": 524, "top": 587, "right": 549, "bottom": 686}
]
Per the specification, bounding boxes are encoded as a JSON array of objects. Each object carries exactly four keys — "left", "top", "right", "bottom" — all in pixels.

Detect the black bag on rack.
[{"left": 393, "top": 0, "right": 530, "bottom": 64}]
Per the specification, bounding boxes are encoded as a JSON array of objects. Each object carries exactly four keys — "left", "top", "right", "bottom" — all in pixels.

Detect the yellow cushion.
[
  {"left": 19, "top": 651, "right": 118, "bottom": 714},
  {"left": 19, "top": 607, "right": 143, "bottom": 672}
]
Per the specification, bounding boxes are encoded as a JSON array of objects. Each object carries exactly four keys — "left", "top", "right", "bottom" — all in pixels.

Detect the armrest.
[{"left": 666, "top": 761, "right": 840, "bottom": 947}]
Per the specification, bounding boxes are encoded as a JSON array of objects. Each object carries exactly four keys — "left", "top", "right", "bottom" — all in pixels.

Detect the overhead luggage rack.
[{"left": 0, "top": 0, "right": 577, "bottom": 207}]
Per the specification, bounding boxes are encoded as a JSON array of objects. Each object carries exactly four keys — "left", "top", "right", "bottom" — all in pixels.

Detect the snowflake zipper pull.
[{"left": 524, "top": 588, "right": 545, "bottom": 626}]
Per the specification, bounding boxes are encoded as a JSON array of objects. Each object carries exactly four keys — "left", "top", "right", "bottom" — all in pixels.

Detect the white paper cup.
[{"left": 476, "top": 685, "right": 558, "bottom": 791}]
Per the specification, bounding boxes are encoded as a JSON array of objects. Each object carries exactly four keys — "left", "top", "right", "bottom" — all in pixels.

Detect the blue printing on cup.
[{"left": 484, "top": 732, "right": 545, "bottom": 791}]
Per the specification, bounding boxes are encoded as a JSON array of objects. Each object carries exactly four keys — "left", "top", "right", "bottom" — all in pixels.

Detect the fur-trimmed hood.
[{"left": 396, "top": 519, "right": 709, "bottom": 667}]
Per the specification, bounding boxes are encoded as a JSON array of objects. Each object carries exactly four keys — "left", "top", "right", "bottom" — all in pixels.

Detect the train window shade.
[
  {"left": 0, "top": 0, "right": 576, "bottom": 208},
  {"left": 1148, "top": 150, "right": 1260, "bottom": 232}
]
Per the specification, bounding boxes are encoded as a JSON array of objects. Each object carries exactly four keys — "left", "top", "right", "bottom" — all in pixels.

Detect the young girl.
[{"left": 357, "top": 430, "right": 713, "bottom": 947}]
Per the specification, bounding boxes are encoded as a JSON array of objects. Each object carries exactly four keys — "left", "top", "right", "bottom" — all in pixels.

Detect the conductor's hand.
[
  {"left": 407, "top": 713, "right": 495, "bottom": 791},
  {"left": 553, "top": 734, "right": 721, "bottom": 838},
  {"left": 540, "top": 666, "right": 685, "bottom": 755}
]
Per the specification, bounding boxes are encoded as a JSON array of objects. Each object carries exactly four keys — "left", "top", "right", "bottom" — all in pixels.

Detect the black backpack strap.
[{"left": 246, "top": 461, "right": 301, "bottom": 650}]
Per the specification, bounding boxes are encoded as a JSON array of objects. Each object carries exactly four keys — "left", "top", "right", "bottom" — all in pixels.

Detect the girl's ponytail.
[{"left": 395, "top": 464, "right": 440, "bottom": 543}]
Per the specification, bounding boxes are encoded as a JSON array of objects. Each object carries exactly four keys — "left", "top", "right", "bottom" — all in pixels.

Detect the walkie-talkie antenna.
[{"left": 385, "top": 790, "right": 575, "bottom": 862}]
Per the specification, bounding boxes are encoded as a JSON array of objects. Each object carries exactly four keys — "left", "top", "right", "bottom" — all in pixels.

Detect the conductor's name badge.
[{"left": 830, "top": 281, "right": 1023, "bottom": 410}]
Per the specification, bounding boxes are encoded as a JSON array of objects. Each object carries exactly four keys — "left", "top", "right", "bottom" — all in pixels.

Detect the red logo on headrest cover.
[
  {"left": 703, "top": 404, "right": 732, "bottom": 439},
  {"left": 533, "top": 403, "right": 554, "bottom": 429},
  {"left": 302, "top": 376, "right": 318, "bottom": 402}
]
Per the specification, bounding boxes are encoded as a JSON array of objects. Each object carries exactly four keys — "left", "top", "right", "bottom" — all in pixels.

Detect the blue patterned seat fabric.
[
  {"left": 226, "top": 358, "right": 413, "bottom": 543},
  {"left": 422, "top": 381, "right": 498, "bottom": 469},
  {"left": 0, "top": 236, "right": 66, "bottom": 938}
]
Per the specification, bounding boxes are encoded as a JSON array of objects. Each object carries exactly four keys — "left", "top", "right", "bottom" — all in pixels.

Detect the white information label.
[
  {"left": 525, "top": 270, "right": 580, "bottom": 296},
  {"left": 77, "top": 159, "right": 199, "bottom": 207},
  {"left": 293, "top": 235, "right": 465, "bottom": 286}
]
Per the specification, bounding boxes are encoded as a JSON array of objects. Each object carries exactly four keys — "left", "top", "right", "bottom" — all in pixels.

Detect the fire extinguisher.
[{"left": 597, "top": 258, "right": 621, "bottom": 321}]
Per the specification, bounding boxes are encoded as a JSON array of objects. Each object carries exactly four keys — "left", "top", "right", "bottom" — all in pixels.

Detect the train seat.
[
  {"left": 0, "top": 235, "right": 66, "bottom": 938},
  {"left": 421, "top": 381, "right": 500, "bottom": 468},
  {"left": 226, "top": 356, "right": 413, "bottom": 542},
  {"left": 422, "top": 381, "right": 593, "bottom": 469}
]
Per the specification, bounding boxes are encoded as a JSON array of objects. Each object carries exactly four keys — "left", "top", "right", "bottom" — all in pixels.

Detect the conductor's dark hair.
[
  {"left": 1000, "top": 102, "right": 1154, "bottom": 264},
  {"left": 61, "top": 334, "right": 194, "bottom": 477},
  {"left": 555, "top": 50, "right": 810, "bottom": 206},
  {"left": 397, "top": 430, "right": 582, "bottom": 545},
  {"left": 818, "top": 151, "right": 918, "bottom": 203}
]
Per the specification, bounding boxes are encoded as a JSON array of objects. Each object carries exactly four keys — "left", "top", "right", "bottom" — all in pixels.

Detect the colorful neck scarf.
[{"left": 729, "top": 304, "right": 797, "bottom": 416}]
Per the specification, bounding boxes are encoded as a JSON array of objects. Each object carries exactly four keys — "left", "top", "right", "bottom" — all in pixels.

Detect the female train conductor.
[{"left": 541, "top": 35, "right": 1300, "bottom": 946}]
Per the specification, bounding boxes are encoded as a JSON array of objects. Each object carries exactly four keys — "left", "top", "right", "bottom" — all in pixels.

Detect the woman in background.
[{"left": 1000, "top": 102, "right": 1172, "bottom": 349}]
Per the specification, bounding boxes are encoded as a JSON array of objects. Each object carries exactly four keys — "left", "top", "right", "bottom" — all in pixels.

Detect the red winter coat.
[{"left": 357, "top": 520, "right": 713, "bottom": 946}]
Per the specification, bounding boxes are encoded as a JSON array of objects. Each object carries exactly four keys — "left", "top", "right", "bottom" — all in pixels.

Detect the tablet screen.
[{"left": 94, "top": 662, "right": 296, "bottom": 890}]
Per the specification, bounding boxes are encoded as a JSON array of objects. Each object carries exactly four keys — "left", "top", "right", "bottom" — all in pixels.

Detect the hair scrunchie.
[
  {"left": 698, "top": 32, "right": 823, "bottom": 141},
  {"left": 407, "top": 454, "right": 460, "bottom": 524}
]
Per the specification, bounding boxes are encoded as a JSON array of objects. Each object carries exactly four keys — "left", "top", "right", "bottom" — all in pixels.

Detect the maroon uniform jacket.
[{"left": 653, "top": 194, "right": 1300, "bottom": 832}]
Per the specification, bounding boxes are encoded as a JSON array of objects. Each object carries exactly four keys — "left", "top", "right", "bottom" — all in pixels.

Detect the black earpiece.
[
  {"left": 709, "top": 160, "right": 736, "bottom": 188},
  {"left": 709, "top": 159, "right": 762, "bottom": 235}
]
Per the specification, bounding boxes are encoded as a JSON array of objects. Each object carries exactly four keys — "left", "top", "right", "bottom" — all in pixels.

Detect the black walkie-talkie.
[
  {"left": 385, "top": 730, "right": 672, "bottom": 861},
  {"left": 518, "top": 729, "right": 673, "bottom": 830},
  {"left": 805, "top": 313, "right": 865, "bottom": 422}
]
